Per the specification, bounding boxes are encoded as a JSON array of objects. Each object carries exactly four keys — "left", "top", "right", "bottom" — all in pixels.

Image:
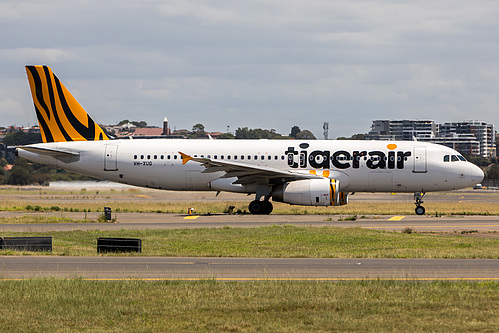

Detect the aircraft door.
[
  {"left": 413, "top": 147, "right": 427, "bottom": 173},
  {"left": 104, "top": 145, "right": 118, "bottom": 171}
]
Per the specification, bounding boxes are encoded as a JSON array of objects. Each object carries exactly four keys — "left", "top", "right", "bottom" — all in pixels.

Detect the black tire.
[
  {"left": 415, "top": 206, "right": 425, "bottom": 215},
  {"left": 262, "top": 201, "right": 273, "bottom": 215},
  {"left": 249, "top": 200, "right": 273, "bottom": 215},
  {"left": 249, "top": 200, "right": 263, "bottom": 214}
]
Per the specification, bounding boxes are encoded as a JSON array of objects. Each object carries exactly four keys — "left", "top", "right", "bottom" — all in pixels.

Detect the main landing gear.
[
  {"left": 414, "top": 192, "right": 426, "bottom": 215},
  {"left": 249, "top": 200, "right": 273, "bottom": 215}
]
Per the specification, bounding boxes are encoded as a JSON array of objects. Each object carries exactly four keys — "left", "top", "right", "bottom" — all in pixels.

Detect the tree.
[
  {"left": 217, "top": 133, "right": 235, "bottom": 139},
  {"left": 131, "top": 121, "right": 147, "bottom": 128},
  {"left": 2, "top": 130, "right": 42, "bottom": 146},
  {"left": 290, "top": 126, "right": 301, "bottom": 138},
  {"left": 235, "top": 127, "right": 286, "bottom": 139},
  {"left": 6, "top": 158, "right": 32, "bottom": 185},
  {"left": 336, "top": 133, "right": 366, "bottom": 140},
  {"left": 486, "top": 164, "right": 499, "bottom": 179},
  {"left": 192, "top": 123, "right": 205, "bottom": 132},
  {"left": 466, "top": 156, "right": 490, "bottom": 167},
  {"left": 296, "top": 130, "right": 316, "bottom": 140}
]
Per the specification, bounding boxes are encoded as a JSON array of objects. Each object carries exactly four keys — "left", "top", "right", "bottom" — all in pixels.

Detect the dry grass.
[
  {"left": 0, "top": 279, "right": 496, "bottom": 332},
  {"left": 2, "top": 200, "right": 499, "bottom": 215}
]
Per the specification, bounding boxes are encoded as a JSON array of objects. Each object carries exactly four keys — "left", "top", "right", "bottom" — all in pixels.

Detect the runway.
[
  {"left": 1, "top": 211, "right": 499, "bottom": 233},
  {"left": 1, "top": 257, "right": 498, "bottom": 281}
]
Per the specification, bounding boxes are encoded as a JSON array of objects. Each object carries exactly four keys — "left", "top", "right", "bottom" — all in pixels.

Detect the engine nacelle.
[
  {"left": 338, "top": 191, "right": 349, "bottom": 205},
  {"left": 272, "top": 178, "right": 348, "bottom": 206}
]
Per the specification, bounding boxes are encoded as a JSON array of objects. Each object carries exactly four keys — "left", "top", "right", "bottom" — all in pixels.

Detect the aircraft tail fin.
[{"left": 25, "top": 65, "right": 109, "bottom": 143}]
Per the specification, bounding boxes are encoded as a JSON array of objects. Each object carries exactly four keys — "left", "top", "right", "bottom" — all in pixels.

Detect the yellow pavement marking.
[
  {"left": 184, "top": 216, "right": 200, "bottom": 220},
  {"left": 388, "top": 216, "right": 406, "bottom": 221}
]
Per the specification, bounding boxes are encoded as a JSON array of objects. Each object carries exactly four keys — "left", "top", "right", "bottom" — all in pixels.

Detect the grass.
[
  {"left": 2, "top": 200, "right": 499, "bottom": 215},
  {"left": 1, "top": 226, "right": 498, "bottom": 258},
  {"left": 0, "top": 279, "right": 496, "bottom": 332},
  {"left": 0, "top": 216, "right": 97, "bottom": 224}
]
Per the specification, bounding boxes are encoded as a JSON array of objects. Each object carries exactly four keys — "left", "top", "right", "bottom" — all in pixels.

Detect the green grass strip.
[{"left": 1, "top": 226, "right": 497, "bottom": 258}]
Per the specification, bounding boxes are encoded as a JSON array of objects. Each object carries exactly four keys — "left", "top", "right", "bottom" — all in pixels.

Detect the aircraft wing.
[{"left": 179, "top": 152, "right": 322, "bottom": 185}]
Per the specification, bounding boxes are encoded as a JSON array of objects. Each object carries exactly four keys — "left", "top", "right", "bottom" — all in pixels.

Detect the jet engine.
[{"left": 272, "top": 178, "right": 348, "bottom": 206}]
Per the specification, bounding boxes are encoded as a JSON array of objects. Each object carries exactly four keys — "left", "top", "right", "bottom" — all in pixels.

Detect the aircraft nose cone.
[{"left": 468, "top": 163, "right": 484, "bottom": 185}]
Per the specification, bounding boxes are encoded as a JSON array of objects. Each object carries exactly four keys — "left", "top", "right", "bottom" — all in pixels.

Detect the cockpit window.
[{"left": 444, "top": 154, "right": 466, "bottom": 162}]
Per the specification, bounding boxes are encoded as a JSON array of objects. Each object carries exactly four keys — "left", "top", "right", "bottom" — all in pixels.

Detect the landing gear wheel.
[
  {"left": 249, "top": 200, "right": 273, "bottom": 215},
  {"left": 262, "top": 201, "right": 273, "bottom": 215},
  {"left": 415, "top": 206, "right": 425, "bottom": 215},
  {"left": 413, "top": 192, "right": 426, "bottom": 216}
]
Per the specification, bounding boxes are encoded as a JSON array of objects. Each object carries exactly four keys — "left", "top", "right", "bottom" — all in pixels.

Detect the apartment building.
[{"left": 366, "top": 119, "right": 495, "bottom": 158}]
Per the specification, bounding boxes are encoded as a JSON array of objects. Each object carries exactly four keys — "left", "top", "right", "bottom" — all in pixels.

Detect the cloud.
[{"left": 1, "top": 0, "right": 499, "bottom": 137}]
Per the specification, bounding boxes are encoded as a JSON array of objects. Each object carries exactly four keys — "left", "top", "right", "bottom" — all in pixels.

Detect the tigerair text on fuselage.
[{"left": 285, "top": 143, "right": 412, "bottom": 170}]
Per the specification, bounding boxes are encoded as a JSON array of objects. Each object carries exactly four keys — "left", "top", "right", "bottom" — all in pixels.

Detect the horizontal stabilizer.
[
  {"left": 19, "top": 146, "right": 80, "bottom": 157},
  {"left": 17, "top": 146, "right": 80, "bottom": 163}
]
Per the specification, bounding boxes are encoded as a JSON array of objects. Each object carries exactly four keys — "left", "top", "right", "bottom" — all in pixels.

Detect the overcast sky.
[{"left": 1, "top": 0, "right": 498, "bottom": 138}]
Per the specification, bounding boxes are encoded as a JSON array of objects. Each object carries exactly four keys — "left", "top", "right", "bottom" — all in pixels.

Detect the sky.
[{"left": 1, "top": 0, "right": 499, "bottom": 138}]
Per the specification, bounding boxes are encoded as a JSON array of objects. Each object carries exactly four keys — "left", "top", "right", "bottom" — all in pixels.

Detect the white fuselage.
[{"left": 18, "top": 139, "right": 484, "bottom": 194}]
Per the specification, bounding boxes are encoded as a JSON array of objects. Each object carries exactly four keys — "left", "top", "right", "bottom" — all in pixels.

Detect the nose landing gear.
[{"left": 414, "top": 192, "right": 426, "bottom": 215}]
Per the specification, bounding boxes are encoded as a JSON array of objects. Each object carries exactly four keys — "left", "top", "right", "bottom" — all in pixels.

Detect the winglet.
[{"left": 179, "top": 152, "right": 193, "bottom": 165}]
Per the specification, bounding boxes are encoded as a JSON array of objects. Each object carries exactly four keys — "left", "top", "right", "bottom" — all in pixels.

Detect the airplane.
[{"left": 17, "top": 65, "right": 484, "bottom": 215}]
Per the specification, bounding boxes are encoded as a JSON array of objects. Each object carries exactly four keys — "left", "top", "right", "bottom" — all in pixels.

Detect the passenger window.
[
  {"left": 227, "top": 155, "right": 231, "bottom": 160},
  {"left": 174, "top": 155, "right": 177, "bottom": 159},
  {"left": 254, "top": 155, "right": 258, "bottom": 160},
  {"left": 221, "top": 155, "right": 224, "bottom": 159},
  {"left": 268, "top": 156, "right": 271, "bottom": 160},
  {"left": 147, "top": 155, "right": 150, "bottom": 160},
  {"left": 214, "top": 155, "right": 218, "bottom": 159},
  {"left": 134, "top": 155, "right": 137, "bottom": 159},
  {"left": 154, "top": 155, "right": 157, "bottom": 159},
  {"left": 234, "top": 155, "right": 237, "bottom": 160},
  {"left": 261, "top": 156, "right": 265, "bottom": 160},
  {"left": 160, "top": 155, "right": 164, "bottom": 159},
  {"left": 141, "top": 155, "right": 144, "bottom": 159},
  {"left": 281, "top": 156, "right": 285, "bottom": 160},
  {"left": 444, "top": 155, "right": 449, "bottom": 162},
  {"left": 168, "top": 155, "right": 171, "bottom": 159},
  {"left": 274, "top": 156, "right": 278, "bottom": 160},
  {"left": 241, "top": 155, "right": 244, "bottom": 160},
  {"left": 248, "top": 155, "right": 251, "bottom": 160}
]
